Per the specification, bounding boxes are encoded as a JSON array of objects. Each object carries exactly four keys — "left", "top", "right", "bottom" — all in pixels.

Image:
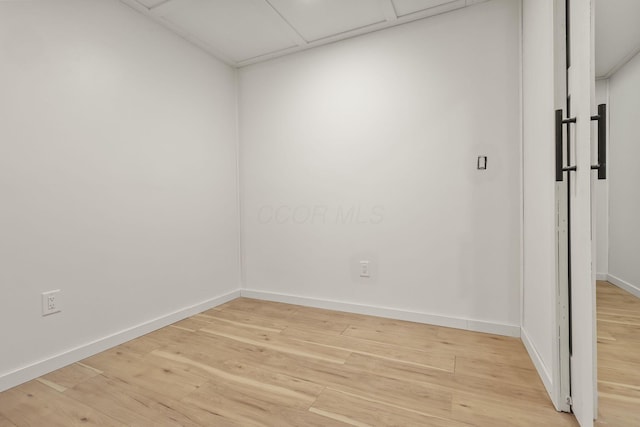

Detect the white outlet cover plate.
[
  {"left": 42, "top": 290, "right": 61, "bottom": 316},
  {"left": 359, "top": 261, "right": 370, "bottom": 278}
]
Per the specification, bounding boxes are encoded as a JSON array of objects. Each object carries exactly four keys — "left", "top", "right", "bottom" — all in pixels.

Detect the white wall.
[
  {"left": 239, "top": 0, "right": 521, "bottom": 335},
  {"left": 594, "top": 79, "right": 609, "bottom": 278},
  {"left": 0, "top": 0, "right": 239, "bottom": 390},
  {"left": 521, "top": 0, "right": 558, "bottom": 403},
  {"left": 607, "top": 52, "right": 640, "bottom": 295}
]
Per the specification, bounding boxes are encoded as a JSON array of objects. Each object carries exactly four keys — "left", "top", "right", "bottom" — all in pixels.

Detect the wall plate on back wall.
[{"left": 42, "top": 290, "right": 61, "bottom": 316}]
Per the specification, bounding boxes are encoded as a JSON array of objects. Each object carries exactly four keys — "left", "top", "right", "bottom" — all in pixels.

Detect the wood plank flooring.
[
  {"left": 596, "top": 281, "right": 640, "bottom": 426},
  {"left": 0, "top": 298, "right": 579, "bottom": 426}
]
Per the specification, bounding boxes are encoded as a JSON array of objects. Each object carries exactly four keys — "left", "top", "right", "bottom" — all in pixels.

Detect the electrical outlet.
[
  {"left": 360, "top": 261, "right": 370, "bottom": 278},
  {"left": 477, "top": 155, "right": 488, "bottom": 170},
  {"left": 42, "top": 290, "right": 61, "bottom": 316}
]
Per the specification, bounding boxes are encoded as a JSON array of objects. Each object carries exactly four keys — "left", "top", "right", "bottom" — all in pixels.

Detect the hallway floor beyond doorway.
[{"left": 596, "top": 281, "right": 640, "bottom": 426}]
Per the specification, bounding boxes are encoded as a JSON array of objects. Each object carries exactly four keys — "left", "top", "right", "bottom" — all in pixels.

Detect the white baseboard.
[
  {"left": 240, "top": 289, "right": 521, "bottom": 337},
  {"left": 520, "top": 327, "right": 554, "bottom": 402},
  {"left": 607, "top": 274, "right": 640, "bottom": 298},
  {"left": 0, "top": 289, "right": 241, "bottom": 393},
  {"left": 596, "top": 273, "right": 608, "bottom": 281}
]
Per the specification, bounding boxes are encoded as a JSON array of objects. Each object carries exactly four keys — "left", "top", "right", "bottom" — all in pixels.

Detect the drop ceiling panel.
[
  {"left": 267, "top": 0, "right": 387, "bottom": 42},
  {"left": 123, "top": 0, "right": 485, "bottom": 66},
  {"left": 391, "top": 0, "right": 459, "bottom": 17},
  {"left": 157, "top": 0, "right": 299, "bottom": 62}
]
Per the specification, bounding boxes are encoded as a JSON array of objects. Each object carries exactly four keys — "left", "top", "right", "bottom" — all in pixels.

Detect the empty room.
[{"left": 0, "top": 0, "right": 637, "bottom": 426}]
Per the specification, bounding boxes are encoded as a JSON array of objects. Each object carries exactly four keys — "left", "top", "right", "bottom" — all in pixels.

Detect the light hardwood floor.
[
  {"left": 0, "top": 298, "right": 579, "bottom": 426},
  {"left": 596, "top": 281, "right": 640, "bottom": 427}
]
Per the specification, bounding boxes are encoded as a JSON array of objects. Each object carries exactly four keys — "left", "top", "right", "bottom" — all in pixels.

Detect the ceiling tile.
[
  {"left": 158, "top": 0, "right": 299, "bottom": 63},
  {"left": 266, "top": 0, "right": 387, "bottom": 42},
  {"left": 391, "top": 0, "right": 458, "bottom": 17}
]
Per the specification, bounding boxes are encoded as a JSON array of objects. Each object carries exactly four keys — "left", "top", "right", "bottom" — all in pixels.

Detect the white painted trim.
[
  {"left": 596, "top": 273, "right": 608, "bottom": 281},
  {"left": 241, "top": 289, "right": 521, "bottom": 337},
  {"left": 521, "top": 327, "right": 555, "bottom": 403},
  {"left": 0, "top": 290, "right": 240, "bottom": 393},
  {"left": 607, "top": 274, "right": 640, "bottom": 299}
]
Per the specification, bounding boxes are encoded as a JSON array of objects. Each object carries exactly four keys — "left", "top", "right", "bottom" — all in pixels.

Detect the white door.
[
  {"left": 556, "top": 0, "right": 596, "bottom": 424},
  {"left": 554, "top": 0, "right": 570, "bottom": 412},
  {"left": 567, "top": 0, "right": 596, "bottom": 425}
]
